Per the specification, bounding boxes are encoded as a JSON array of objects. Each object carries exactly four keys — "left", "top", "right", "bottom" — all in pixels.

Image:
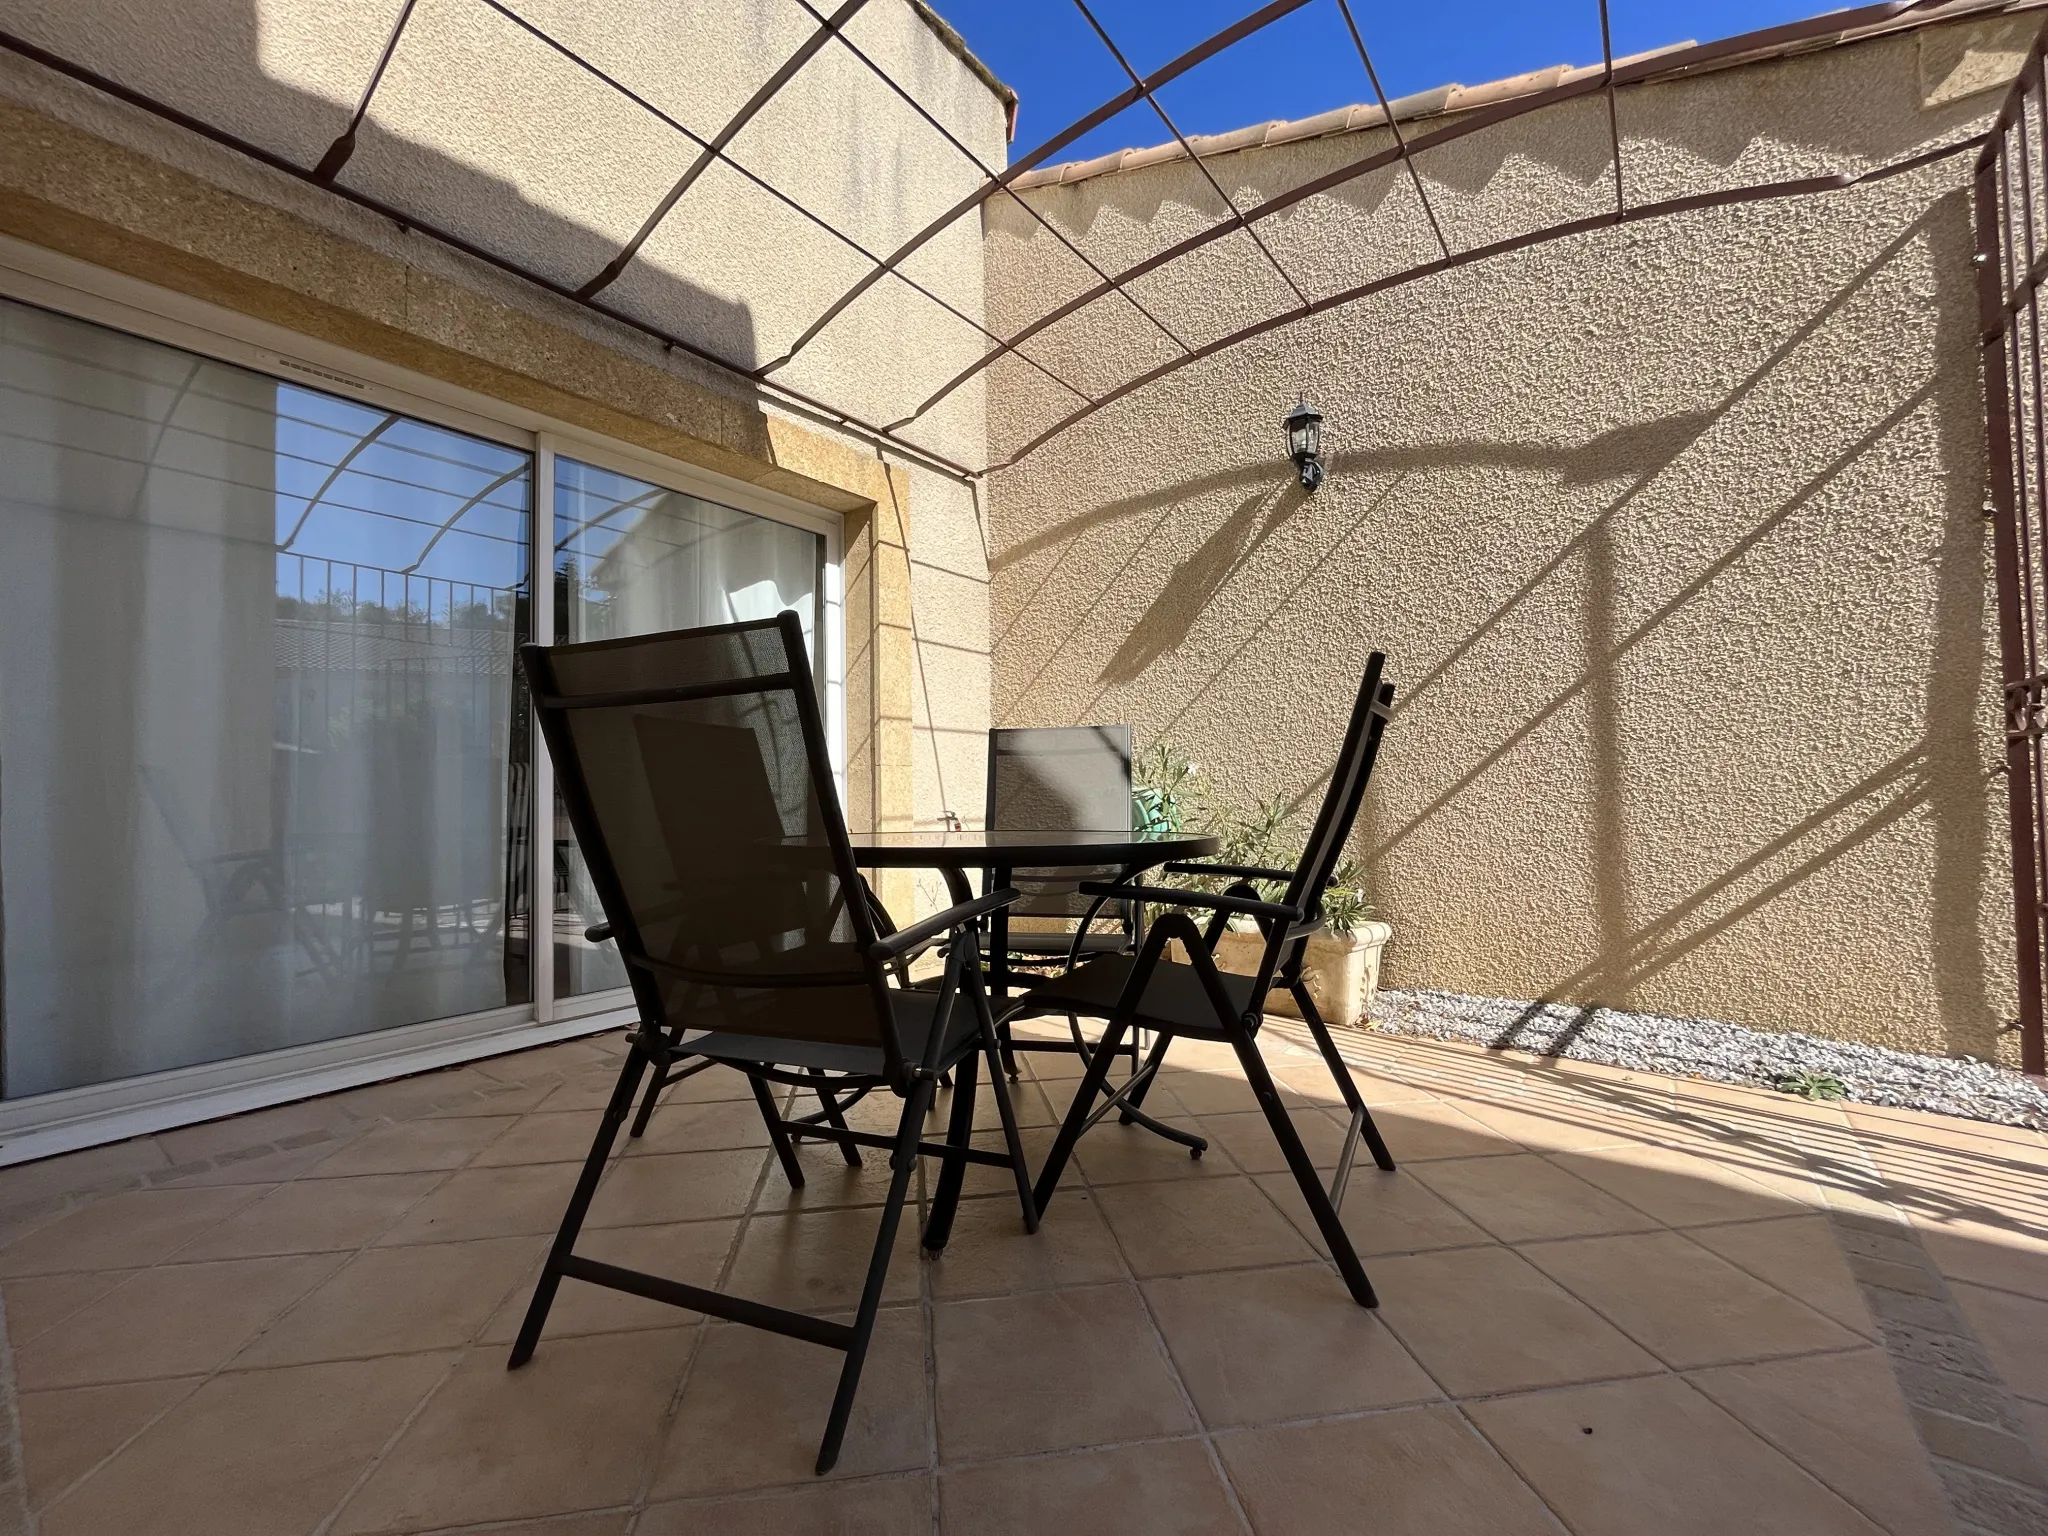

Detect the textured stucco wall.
[
  {"left": 985, "top": 20, "right": 2019, "bottom": 1061},
  {"left": 0, "top": 0, "right": 1001, "bottom": 912}
]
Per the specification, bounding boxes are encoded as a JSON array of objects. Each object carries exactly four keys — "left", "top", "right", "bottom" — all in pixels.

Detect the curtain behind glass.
[
  {"left": 553, "top": 457, "right": 822, "bottom": 997},
  {"left": 0, "top": 299, "right": 530, "bottom": 1098}
]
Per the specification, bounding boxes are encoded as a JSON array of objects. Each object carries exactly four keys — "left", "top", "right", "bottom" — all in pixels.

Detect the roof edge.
[
  {"left": 1010, "top": 0, "right": 2038, "bottom": 191},
  {"left": 908, "top": 0, "right": 1019, "bottom": 140}
]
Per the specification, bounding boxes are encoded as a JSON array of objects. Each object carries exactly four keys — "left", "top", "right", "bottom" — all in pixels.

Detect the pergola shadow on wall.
[{"left": 9, "top": 0, "right": 2047, "bottom": 1065}]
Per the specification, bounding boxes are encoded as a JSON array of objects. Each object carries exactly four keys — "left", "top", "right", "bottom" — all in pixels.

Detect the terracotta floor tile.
[
  {"left": 639, "top": 1060, "right": 763, "bottom": 1104},
  {"left": 1449, "top": 1091, "right": 1664, "bottom": 1153},
  {"left": 1069, "top": 1116, "right": 1237, "bottom": 1186},
  {"left": 1522, "top": 1229, "right": 1860, "bottom": 1368},
  {"left": 435, "top": 1082, "right": 564, "bottom": 1118},
  {"left": 41, "top": 1353, "right": 450, "bottom": 1536},
  {"left": 1190, "top": 1108, "right": 1353, "bottom": 1173},
  {"left": 335, "top": 1328, "right": 694, "bottom": 1532},
  {"left": 961, "top": 1128, "right": 1059, "bottom": 1200},
  {"left": 162, "top": 1135, "right": 368, "bottom": 1188},
  {"left": 469, "top": 1110, "right": 618, "bottom": 1167},
  {"left": 1270, "top": 1058, "right": 1438, "bottom": 1107},
  {"left": 376, "top": 1161, "right": 581, "bottom": 1245},
  {"left": 171, "top": 1172, "right": 443, "bottom": 1260},
  {"left": 752, "top": 1136, "right": 944, "bottom": 1212},
  {"left": 1689, "top": 1348, "right": 1955, "bottom": 1536},
  {"left": 1366, "top": 1098, "right": 1526, "bottom": 1161},
  {"left": 481, "top": 1219, "right": 737, "bottom": 1341},
  {"left": 0, "top": 1184, "right": 270, "bottom": 1277},
  {"left": 1951, "top": 1280, "right": 2048, "bottom": 1402},
  {"left": 1095, "top": 1177, "right": 1315, "bottom": 1277},
  {"left": 1469, "top": 1375, "right": 1884, "bottom": 1536},
  {"left": 532, "top": 1069, "right": 639, "bottom": 1115},
  {"left": 1369, "top": 1245, "right": 1659, "bottom": 1396},
  {"left": 618, "top": 1096, "right": 785, "bottom": 1156},
  {"left": 1687, "top": 1216, "right": 1877, "bottom": 1339},
  {"left": 236, "top": 1235, "right": 544, "bottom": 1367},
  {"left": 16, "top": 1377, "right": 196, "bottom": 1511},
  {"left": 933, "top": 1284, "right": 1194, "bottom": 1461},
  {"left": 1215, "top": 1404, "right": 1560, "bottom": 1536},
  {"left": 2, "top": 1269, "right": 137, "bottom": 1346},
  {"left": 722, "top": 1205, "right": 922, "bottom": 1315},
  {"left": 1253, "top": 1168, "right": 1491, "bottom": 1258},
  {"left": 651, "top": 1309, "right": 926, "bottom": 1497},
  {"left": 914, "top": 1074, "right": 1059, "bottom": 1134},
  {"left": 1551, "top": 1142, "right": 1816, "bottom": 1227},
  {"left": 1146, "top": 1067, "right": 1307, "bottom": 1119},
  {"left": 1143, "top": 1263, "right": 1438, "bottom": 1426},
  {"left": 1917, "top": 1217, "right": 2048, "bottom": 1302},
  {"left": 1410, "top": 1153, "right": 1662, "bottom": 1243},
  {"left": 0, "top": 1139, "right": 170, "bottom": 1211},
  {"left": 15, "top": 1253, "right": 345, "bottom": 1389},
  {"left": 154, "top": 1098, "right": 360, "bottom": 1165},
  {"left": 582, "top": 1148, "right": 768, "bottom": 1228},
  {"left": 642, "top": 1474, "right": 931, "bottom": 1535},
  {"left": 307, "top": 1115, "right": 519, "bottom": 1177},
  {"left": 940, "top": 1440, "right": 1241, "bottom": 1535},
  {"left": 928, "top": 1190, "right": 1124, "bottom": 1299}
]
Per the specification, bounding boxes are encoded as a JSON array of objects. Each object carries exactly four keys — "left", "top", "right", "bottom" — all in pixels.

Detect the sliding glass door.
[
  {"left": 551, "top": 455, "right": 826, "bottom": 998},
  {"left": 0, "top": 298, "right": 531, "bottom": 1098}
]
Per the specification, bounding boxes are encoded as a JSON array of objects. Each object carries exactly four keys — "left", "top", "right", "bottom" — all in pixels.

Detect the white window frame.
[{"left": 0, "top": 234, "right": 846, "bottom": 1164}]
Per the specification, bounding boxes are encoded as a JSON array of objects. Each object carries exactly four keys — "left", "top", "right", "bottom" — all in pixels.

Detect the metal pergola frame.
[{"left": 0, "top": 0, "right": 1995, "bottom": 488}]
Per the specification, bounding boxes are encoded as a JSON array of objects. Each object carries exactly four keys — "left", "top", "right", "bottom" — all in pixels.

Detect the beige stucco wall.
[
  {"left": 985, "top": 18, "right": 2023, "bottom": 1061},
  {"left": 0, "top": 0, "right": 1002, "bottom": 917}
]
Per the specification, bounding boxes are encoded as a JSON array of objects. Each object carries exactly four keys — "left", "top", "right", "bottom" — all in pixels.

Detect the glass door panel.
[
  {"left": 0, "top": 298, "right": 531, "bottom": 1098},
  {"left": 552, "top": 455, "right": 824, "bottom": 997}
]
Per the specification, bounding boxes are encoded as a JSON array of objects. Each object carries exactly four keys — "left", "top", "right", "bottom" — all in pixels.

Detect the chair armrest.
[
  {"left": 1079, "top": 881, "right": 1301, "bottom": 925},
  {"left": 1162, "top": 861, "right": 1295, "bottom": 883},
  {"left": 585, "top": 921, "right": 612, "bottom": 944},
  {"left": 868, "top": 887, "right": 1021, "bottom": 960}
]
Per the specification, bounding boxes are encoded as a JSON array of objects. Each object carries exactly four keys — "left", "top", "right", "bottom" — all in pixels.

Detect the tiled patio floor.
[{"left": 2, "top": 1022, "right": 2047, "bottom": 1534}]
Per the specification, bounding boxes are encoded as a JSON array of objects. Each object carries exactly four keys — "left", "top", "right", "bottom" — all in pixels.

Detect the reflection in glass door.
[
  {"left": 552, "top": 456, "right": 825, "bottom": 997},
  {"left": 0, "top": 298, "right": 531, "bottom": 1098}
]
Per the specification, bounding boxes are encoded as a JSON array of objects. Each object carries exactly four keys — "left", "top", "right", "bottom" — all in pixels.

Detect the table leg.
[{"left": 990, "top": 863, "right": 1012, "bottom": 1004}]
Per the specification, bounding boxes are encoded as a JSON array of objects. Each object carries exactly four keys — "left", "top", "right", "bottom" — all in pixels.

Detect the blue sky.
[{"left": 930, "top": 1, "right": 1842, "bottom": 162}]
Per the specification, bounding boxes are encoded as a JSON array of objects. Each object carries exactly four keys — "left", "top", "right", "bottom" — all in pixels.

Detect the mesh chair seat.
[
  {"left": 685, "top": 988, "right": 983, "bottom": 1078},
  {"left": 1011, "top": 952, "right": 1263, "bottom": 1038}
]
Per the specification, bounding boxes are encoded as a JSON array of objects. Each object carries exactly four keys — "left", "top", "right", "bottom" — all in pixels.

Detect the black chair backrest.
[
  {"left": 522, "top": 613, "right": 908, "bottom": 1077},
  {"left": 1268, "top": 654, "right": 1392, "bottom": 972},
  {"left": 986, "top": 724, "right": 1133, "bottom": 917}
]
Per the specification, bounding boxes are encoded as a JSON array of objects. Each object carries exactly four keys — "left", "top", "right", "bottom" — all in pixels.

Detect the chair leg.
[
  {"left": 1288, "top": 980, "right": 1395, "bottom": 1173},
  {"left": 1229, "top": 1023, "right": 1378, "bottom": 1309},
  {"left": 817, "top": 1076, "right": 933, "bottom": 1474},
  {"left": 509, "top": 1043, "right": 650, "bottom": 1368},
  {"left": 1117, "top": 1029, "right": 1174, "bottom": 1123},
  {"left": 750, "top": 1072, "right": 806, "bottom": 1189},
  {"left": 921, "top": 1048, "right": 979, "bottom": 1254},
  {"left": 628, "top": 1061, "right": 668, "bottom": 1139},
  {"left": 1031, "top": 1014, "right": 1130, "bottom": 1217},
  {"left": 971, "top": 967, "right": 1039, "bottom": 1233},
  {"left": 807, "top": 1070, "right": 863, "bottom": 1168}
]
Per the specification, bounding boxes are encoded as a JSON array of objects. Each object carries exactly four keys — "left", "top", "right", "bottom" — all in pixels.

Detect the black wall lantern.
[{"left": 1284, "top": 398, "right": 1324, "bottom": 492}]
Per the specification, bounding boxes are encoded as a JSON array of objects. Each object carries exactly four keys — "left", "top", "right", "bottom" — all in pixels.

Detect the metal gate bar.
[{"left": 1976, "top": 34, "right": 2048, "bottom": 1076}]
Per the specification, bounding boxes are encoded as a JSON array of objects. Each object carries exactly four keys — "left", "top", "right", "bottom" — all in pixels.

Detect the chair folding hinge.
[{"left": 624, "top": 1025, "right": 671, "bottom": 1069}]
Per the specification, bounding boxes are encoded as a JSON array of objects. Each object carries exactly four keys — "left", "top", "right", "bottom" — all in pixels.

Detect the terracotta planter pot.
[{"left": 1210, "top": 920, "right": 1393, "bottom": 1031}]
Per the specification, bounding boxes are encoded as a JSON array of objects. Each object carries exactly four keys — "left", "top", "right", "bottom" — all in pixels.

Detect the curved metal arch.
[
  {"left": 994, "top": 131, "right": 1987, "bottom": 470},
  {"left": 576, "top": 0, "right": 872, "bottom": 300},
  {"left": 403, "top": 462, "right": 531, "bottom": 575},
  {"left": 756, "top": 0, "right": 1317, "bottom": 376},
  {"left": 892, "top": 0, "right": 1943, "bottom": 434}
]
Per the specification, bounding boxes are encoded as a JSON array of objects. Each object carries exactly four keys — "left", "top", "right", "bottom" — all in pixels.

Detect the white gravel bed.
[{"left": 1365, "top": 987, "right": 2048, "bottom": 1130}]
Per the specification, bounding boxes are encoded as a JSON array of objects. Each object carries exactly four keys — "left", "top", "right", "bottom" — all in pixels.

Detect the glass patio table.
[{"left": 844, "top": 828, "right": 1220, "bottom": 1001}]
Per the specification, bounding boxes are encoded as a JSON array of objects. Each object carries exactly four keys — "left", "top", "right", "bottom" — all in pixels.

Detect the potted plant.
[{"left": 1132, "top": 755, "right": 1392, "bottom": 1032}]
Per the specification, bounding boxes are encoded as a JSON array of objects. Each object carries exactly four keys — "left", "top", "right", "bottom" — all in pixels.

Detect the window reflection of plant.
[{"left": 1133, "top": 741, "right": 1376, "bottom": 936}]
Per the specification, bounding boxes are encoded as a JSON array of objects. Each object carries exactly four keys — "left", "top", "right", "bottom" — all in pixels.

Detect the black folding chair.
[
  {"left": 509, "top": 613, "right": 1037, "bottom": 1474},
  {"left": 1016, "top": 655, "right": 1397, "bottom": 1308},
  {"left": 984, "top": 725, "right": 1144, "bottom": 1074}
]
